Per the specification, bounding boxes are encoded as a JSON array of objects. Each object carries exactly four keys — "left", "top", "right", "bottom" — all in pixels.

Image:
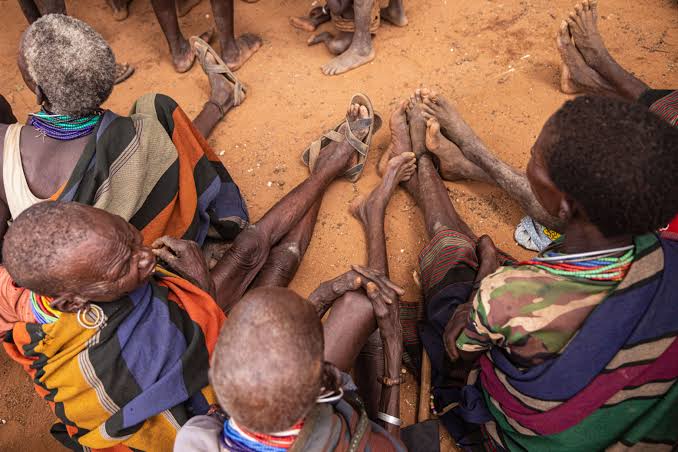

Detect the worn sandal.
[
  {"left": 190, "top": 36, "right": 246, "bottom": 107},
  {"left": 301, "top": 93, "right": 382, "bottom": 182}
]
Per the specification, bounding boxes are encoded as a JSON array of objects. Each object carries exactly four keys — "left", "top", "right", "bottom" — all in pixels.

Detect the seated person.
[
  {"left": 0, "top": 99, "right": 388, "bottom": 451},
  {"left": 150, "top": 0, "right": 262, "bottom": 73},
  {"left": 174, "top": 125, "right": 418, "bottom": 451},
  {"left": 302, "top": 0, "right": 407, "bottom": 76},
  {"left": 0, "top": 14, "right": 248, "bottom": 250},
  {"left": 394, "top": 94, "right": 678, "bottom": 450},
  {"left": 410, "top": 1, "right": 678, "bottom": 246}
]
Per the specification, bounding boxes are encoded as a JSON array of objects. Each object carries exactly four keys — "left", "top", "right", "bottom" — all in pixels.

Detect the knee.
[{"left": 229, "top": 227, "right": 269, "bottom": 271}]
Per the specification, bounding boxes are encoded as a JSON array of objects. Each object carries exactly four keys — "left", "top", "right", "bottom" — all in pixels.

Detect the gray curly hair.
[{"left": 21, "top": 14, "right": 115, "bottom": 116}]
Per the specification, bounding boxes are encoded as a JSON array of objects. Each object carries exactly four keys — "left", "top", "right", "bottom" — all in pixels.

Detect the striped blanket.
[
  {"left": 478, "top": 235, "right": 678, "bottom": 451},
  {"left": 52, "top": 93, "right": 248, "bottom": 245},
  {"left": 3, "top": 271, "right": 225, "bottom": 451}
]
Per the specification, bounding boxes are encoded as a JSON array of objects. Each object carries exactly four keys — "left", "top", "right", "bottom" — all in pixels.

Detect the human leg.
[
  {"left": 249, "top": 201, "right": 322, "bottom": 288},
  {"left": 420, "top": 90, "right": 562, "bottom": 230},
  {"left": 290, "top": 5, "right": 331, "bottom": 32},
  {"left": 191, "top": 45, "right": 240, "bottom": 138},
  {"left": 565, "top": 0, "right": 649, "bottom": 100},
  {"left": 210, "top": 0, "right": 262, "bottom": 71},
  {"left": 324, "top": 153, "right": 415, "bottom": 416},
  {"left": 380, "top": 0, "right": 407, "bottom": 27},
  {"left": 106, "top": 0, "right": 130, "bottom": 21},
  {"left": 322, "top": 0, "right": 376, "bottom": 76},
  {"left": 210, "top": 106, "right": 370, "bottom": 311},
  {"left": 151, "top": 0, "right": 198, "bottom": 72}
]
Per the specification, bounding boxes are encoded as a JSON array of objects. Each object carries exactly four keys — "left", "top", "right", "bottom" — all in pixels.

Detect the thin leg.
[
  {"left": 18, "top": 0, "right": 65, "bottom": 23},
  {"left": 250, "top": 200, "right": 322, "bottom": 288},
  {"left": 210, "top": 110, "right": 366, "bottom": 311},
  {"left": 324, "top": 153, "right": 416, "bottom": 417},
  {"left": 321, "top": 0, "right": 376, "bottom": 76},
  {"left": 150, "top": 0, "right": 195, "bottom": 72},
  {"left": 565, "top": 1, "right": 649, "bottom": 100},
  {"left": 18, "top": 0, "right": 42, "bottom": 23},
  {"left": 210, "top": 0, "right": 262, "bottom": 70},
  {"left": 380, "top": 0, "right": 408, "bottom": 27},
  {"left": 420, "top": 91, "right": 562, "bottom": 230}
]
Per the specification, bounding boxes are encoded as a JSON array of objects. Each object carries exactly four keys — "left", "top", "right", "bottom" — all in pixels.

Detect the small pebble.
[
  {"left": 267, "top": 181, "right": 273, "bottom": 187},
  {"left": 218, "top": 150, "right": 225, "bottom": 156}
]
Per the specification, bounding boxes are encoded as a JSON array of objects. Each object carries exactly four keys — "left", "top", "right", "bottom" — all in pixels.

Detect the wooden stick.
[{"left": 417, "top": 348, "right": 432, "bottom": 422}]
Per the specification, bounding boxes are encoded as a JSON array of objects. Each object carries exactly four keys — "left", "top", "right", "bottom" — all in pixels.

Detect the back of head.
[
  {"left": 22, "top": 14, "right": 115, "bottom": 116},
  {"left": 210, "top": 287, "right": 324, "bottom": 433},
  {"left": 3, "top": 201, "right": 92, "bottom": 297},
  {"left": 544, "top": 96, "right": 678, "bottom": 236}
]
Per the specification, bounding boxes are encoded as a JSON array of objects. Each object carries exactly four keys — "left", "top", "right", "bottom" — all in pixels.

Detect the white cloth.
[
  {"left": 173, "top": 415, "right": 222, "bottom": 452},
  {"left": 2, "top": 124, "right": 45, "bottom": 218}
]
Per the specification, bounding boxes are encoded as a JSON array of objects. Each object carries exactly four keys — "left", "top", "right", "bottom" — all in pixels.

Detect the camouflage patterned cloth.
[{"left": 456, "top": 265, "right": 617, "bottom": 367}]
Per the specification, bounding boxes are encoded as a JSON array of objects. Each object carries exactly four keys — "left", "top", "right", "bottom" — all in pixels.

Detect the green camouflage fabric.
[{"left": 456, "top": 265, "right": 617, "bottom": 367}]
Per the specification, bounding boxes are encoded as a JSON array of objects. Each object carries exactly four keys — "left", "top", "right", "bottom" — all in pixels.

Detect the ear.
[
  {"left": 36, "top": 86, "right": 45, "bottom": 107},
  {"left": 51, "top": 294, "right": 88, "bottom": 313},
  {"left": 320, "top": 361, "right": 343, "bottom": 392}
]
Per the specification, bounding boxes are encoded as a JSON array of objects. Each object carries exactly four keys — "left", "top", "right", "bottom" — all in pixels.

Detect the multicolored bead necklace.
[
  {"left": 29, "top": 292, "right": 60, "bottom": 324},
  {"left": 222, "top": 419, "right": 303, "bottom": 452},
  {"left": 28, "top": 109, "right": 102, "bottom": 140},
  {"left": 522, "top": 245, "right": 635, "bottom": 282}
]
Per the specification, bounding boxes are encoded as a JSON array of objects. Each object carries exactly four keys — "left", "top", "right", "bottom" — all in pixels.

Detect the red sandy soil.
[{"left": 0, "top": 0, "right": 676, "bottom": 450}]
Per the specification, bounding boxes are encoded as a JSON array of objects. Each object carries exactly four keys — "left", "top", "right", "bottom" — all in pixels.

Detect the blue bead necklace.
[{"left": 28, "top": 108, "right": 102, "bottom": 140}]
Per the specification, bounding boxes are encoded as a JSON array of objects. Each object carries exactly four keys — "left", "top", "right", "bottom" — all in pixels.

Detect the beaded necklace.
[
  {"left": 522, "top": 245, "right": 635, "bottom": 282},
  {"left": 222, "top": 419, "right": 303, "bottom": 452},
  {"left": 28, "top": 109, "right": 102, "bottom": 140},
  {"left": 29, "top": 291, "right": 60, "bottom": 324}
]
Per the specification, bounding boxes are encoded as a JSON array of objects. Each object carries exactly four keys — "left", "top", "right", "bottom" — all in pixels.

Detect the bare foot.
[
  {"left": 177, "top": 0, "right": 201, "bottom": 17},
  {"left": 204, "top": 49, "right": 237, "bottom": 115},
  {"left": 290, "top": 6, "right": 331, "bottom": 32},
  {"left": 420, "top": 89, "right": 476, "bottom": 148},
  {"left": 313, "top": 104, "right": 370, "bottom": 176},
  {"left": 426, "top": 118, "right": 492, "bottom": 183},
  {"left": 566, "top": 0, "right": 608, "bottom": 69},
  {"left": 378, "top": 100, "right": 412, "bottom": 176},
  {"left": 308, "top": 32, "right": 353, "bottom": 55},
  {"left": 321, "top": 40, "right": 375, "bottom": 76},
  {"left": 556, "top": 21, "right": 615, "bottom": 95},
  {"left": 351, "top": 152, "right": 417, "bottom": 229},
  {"left": 406, "top": 90, "right": 429, "bottom": 158},
  {"left": 222, "top": 34, "right": 263, "bottom": 71},
  {"left": 173, "top": 29, "right": 213, "bottom": 73},
  {"left": 380, "top": 2, "right": 408, "bottom": 27},
  {"left": 107, "top": 0, "right": 129, "bottom": 21}
]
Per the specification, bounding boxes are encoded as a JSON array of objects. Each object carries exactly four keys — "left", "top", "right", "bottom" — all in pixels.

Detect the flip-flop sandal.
[
  {"left": 114, "top": 63, "right": 134, "bottom": 84},
  {"left": 190, "top": 36, "right": 246, "bottom": 107},
  {"left": 301, "top": 93, "right": 382, "bottom": 182}
]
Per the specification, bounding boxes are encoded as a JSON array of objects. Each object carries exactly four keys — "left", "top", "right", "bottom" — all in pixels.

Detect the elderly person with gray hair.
[{"left": 0, "top": 13, "right": 249, "bottom": 253}]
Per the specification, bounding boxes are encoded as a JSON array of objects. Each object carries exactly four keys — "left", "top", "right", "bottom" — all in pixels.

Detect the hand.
[
  {"left": 151, "top": 236, "right": 215, "bottom": 296},
  {"left": 443, "top": 302, "right": 473, "bottom": 361},
  {"left": 351, "top": 265, "right": 405, "bottom": 343}
]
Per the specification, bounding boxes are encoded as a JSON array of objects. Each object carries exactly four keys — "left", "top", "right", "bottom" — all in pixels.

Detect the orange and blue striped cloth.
[
  {"left": 3, "top": 270, "right": 225, "bottom": 452},
  {"left": 51, "top": 93, "right": 248, "bottom": 246}
]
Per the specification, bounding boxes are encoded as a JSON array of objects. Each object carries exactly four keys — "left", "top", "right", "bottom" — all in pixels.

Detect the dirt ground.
[{"left": 0, "top": 0, "right": 676, "bottom": 450}]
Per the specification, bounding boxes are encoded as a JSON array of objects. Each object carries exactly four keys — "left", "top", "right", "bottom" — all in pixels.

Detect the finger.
[
  {"left": 152, "top": 248, "right": 177, "bottom": 262},
  {"left": 151, "top": 236, "right": 171, "bottom": 249},
  {"left": 377, "top": 275, "right": 405, "bottom": 295}
]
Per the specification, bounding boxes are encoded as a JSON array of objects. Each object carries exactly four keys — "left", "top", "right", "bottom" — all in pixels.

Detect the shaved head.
[{"left": 210, "top": 287, "right": 324, "bottom": 433}]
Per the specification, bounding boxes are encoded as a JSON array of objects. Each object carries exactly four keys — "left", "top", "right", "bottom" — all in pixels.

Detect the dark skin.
[
  {"left": 558, "top": 0, "right": 649, "bottom": 100},
  {"left": 443, "top": 118, "right": 633, "bottom": 363},
  {"left": 150, "top": 0, "right": 262, "bottom": 73},
  {"left": 311, "top": 0, "right": 407, "bottom": 76},
  {"left": 0, "top": 41, "right": 239, "bottom": 250}
]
